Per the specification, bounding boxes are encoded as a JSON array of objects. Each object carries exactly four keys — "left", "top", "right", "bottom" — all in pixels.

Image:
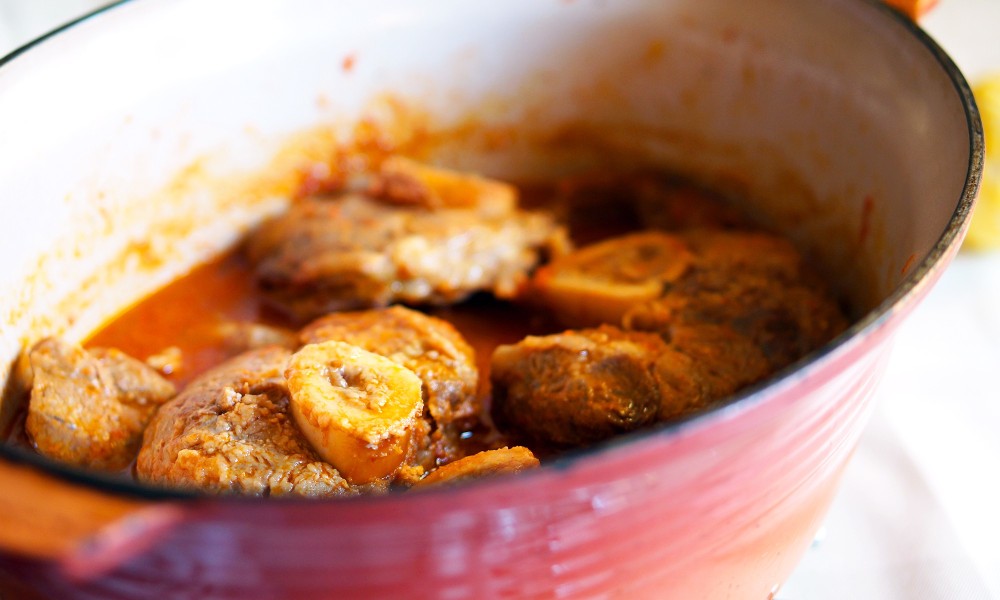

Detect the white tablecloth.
[
  {"left": 782, "top": 255, "right": 1000, "bottom": 599},
  {"left": 783, "top": 3, "right": 1000, "bottom": 597},
  {"left": 2, "top": 1, "right": 999, "bottom": 598}
]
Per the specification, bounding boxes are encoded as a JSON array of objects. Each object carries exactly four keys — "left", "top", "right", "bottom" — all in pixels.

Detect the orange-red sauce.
[
  {"left": 87, "top": 252, "right": 290, "bottom": 389},
  {"left": 86, "top": 252, "right": 559, "bottom": 395}
]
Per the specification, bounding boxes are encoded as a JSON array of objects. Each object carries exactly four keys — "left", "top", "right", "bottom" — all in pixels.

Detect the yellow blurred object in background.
[{"left": 964, "top": 76, "right": 1000, "bottom": 250}]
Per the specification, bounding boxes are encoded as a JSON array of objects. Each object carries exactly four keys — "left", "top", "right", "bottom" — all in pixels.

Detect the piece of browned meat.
[
  {"left": 629, "top": 176, "right": 750, "bottom": 231},
  {"left": 627, "top": 276, "right": 843, "bottom": 371},
  {"left": 625, "top": 231, "right": 848, "bottom": 371},
  {"left": 214, "top": 321, "right": 299, "bottom": 354},
  {"left": 681, "top": 230, "right": 812, "bottom": 282},
  {"left": 649, "top": 324, "right": 771, "bottom": 420},
  {"left": 491, "top": 326, "right": 668, "bottom": 446},
  {"left": 366, "top": 156, "right": 518, "bottom": 218},
  {"left": 547, "top": 172, "right": 751, "bottom": 243},
  {"left": 246, "top": 193, "right": 569, "bottom": 321},
  {"left": 622, "top": 232, "right": 846, "bottom": 414},
  {"left": 137, "top": 346, "right": 427, "bottom": 496},
  {"left": 531, "top": 228, "right": 845, "bottom": 368},
  {"left": 411, "top": 446, "right": 539, "bottom": 490},
  {"left": 300, "top": 306, "right": 479, "bottom": 428},
  {"left": 24, "top": 338, "right": 176, "bottom": 471},
  {"left": 489, "top": 324, "right": 771, "bottom": 444},
  {"left": 501, "top": 229, "right": 847, "bottom": 443}
]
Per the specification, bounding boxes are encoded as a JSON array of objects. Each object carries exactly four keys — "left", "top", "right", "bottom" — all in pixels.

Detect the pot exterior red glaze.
[
  {"left": 0, "top": 309, "right": 922, "bottom": 599},
  {"left": 0, "top": 0, "right": 981, "bottom": 598}
]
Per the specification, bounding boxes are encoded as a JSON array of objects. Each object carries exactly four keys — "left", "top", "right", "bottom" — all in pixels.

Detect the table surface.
[{"left": 2, "top": 1, "right": 999, "bottom": 598}]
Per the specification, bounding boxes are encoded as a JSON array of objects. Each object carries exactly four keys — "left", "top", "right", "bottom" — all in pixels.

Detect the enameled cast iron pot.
[{"left": 0, "top": 0, "right": 982, "bottom": 598}]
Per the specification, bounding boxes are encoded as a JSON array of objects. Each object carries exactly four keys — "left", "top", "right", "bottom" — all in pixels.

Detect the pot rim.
[{"left": 0, "top": 0, "right": 984, "bottom": 503}]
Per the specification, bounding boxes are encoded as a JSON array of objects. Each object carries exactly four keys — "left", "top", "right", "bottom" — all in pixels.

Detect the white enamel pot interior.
[{"left": 0, "top": 0, "right": 981, "bottom": 598}]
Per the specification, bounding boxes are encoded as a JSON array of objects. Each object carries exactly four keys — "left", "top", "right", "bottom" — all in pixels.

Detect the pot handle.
[
  {"left": 0, "top": 458, "right": 186, "bottom": 581},
  {"left": 882, "top": 0, "right": 937, "bottom": 20}
]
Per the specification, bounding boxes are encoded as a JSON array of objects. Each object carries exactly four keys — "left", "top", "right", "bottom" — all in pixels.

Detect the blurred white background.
[
  {"left": 0, "top": 0, "right": 113, "bottom": 52},
  {"left": 2, "top": 1, "right": 999, "bottom": 598}
]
